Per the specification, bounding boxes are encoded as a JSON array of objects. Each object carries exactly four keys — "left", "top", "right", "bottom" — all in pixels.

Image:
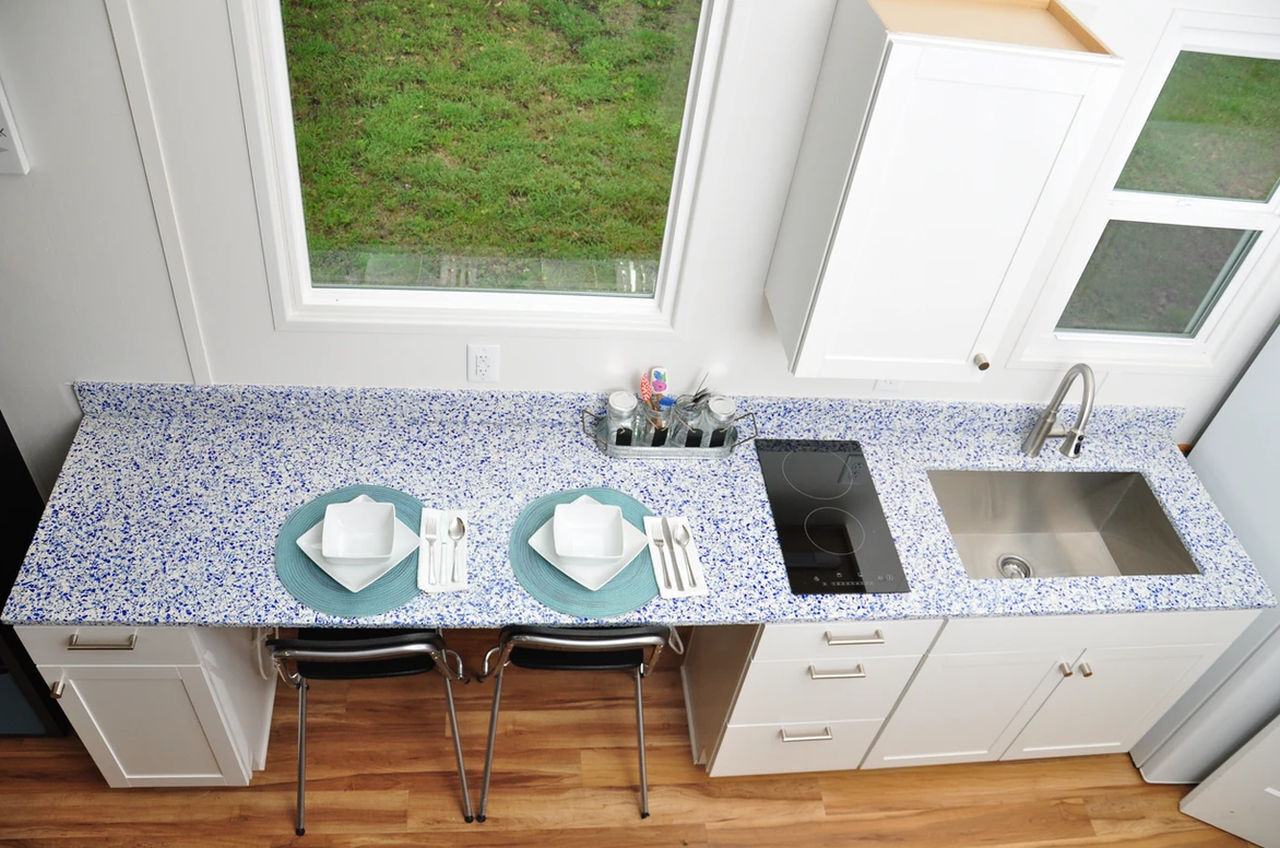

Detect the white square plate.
[
  {"left": 528, "top": 495, "right": 648, "bottom": 591},
  {"left": 297, "top": 496, "right": 419, "bottom": 592}
]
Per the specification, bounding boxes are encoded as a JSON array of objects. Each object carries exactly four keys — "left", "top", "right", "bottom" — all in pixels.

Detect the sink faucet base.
[{"left": 1022, "top": 364, "right": 1095, "bottom": 459}]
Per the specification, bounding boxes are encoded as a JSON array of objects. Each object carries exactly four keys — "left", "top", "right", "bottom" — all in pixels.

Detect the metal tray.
[{"left": 580, "top": 408, "right": 757, "bottom": 459}]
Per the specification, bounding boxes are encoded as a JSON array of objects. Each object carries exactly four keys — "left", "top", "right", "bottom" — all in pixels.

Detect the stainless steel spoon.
[
  {"left": 448, "top": 515, "right": 466, "bottom": 584},
  {"left": 673, "top": 521, "right": 696, "bottom": 588}
]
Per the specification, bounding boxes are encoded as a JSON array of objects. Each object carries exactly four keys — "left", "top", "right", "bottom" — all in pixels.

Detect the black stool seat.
[
  {"left": 284, "top": 629, "right": 439, "bottom": 680},
  {"left": 266, "top": 627, "right": 473, "bottom": 835},
  {"left": 477, "top": 624, "right": 671, "bottom": 821},
  {"left": 509, "top": 646, "right": 644, "bottom": 671}
]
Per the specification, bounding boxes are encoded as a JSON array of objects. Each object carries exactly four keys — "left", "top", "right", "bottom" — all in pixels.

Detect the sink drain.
[{"left": 997, "top": 554, "right": 1032, "bottom": 578}]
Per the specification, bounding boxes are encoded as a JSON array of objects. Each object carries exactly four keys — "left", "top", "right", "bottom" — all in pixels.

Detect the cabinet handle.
[
  {"left": 67, "top": 633, "right": 138, "bottom": 651},
  {"left": 824, "top": 629, "right": 884, "bottom": 647},
  {"left": 779, "top": 727, "right": 834, "bottom": 743},
  {"left": 1079, "top": 662, "right": 1094, "bottom": 678},
  {"left": 49, "top": 679, "right": 65, "bottom": 700},
  {"left": 973, "top": 353, "right": 991, "bottom": 371},
  {"left": 808, "top": 664, "right": 866, "bottom": 680},
  {"left": 1059, "top": 662, "right": 1074, "bottom": 677}
]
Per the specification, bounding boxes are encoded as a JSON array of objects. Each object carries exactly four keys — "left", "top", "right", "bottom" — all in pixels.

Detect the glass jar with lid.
[
  {"left": 605, "top": 391, "right": 638, "bottom": 446},
  {"left": 705, "top": 396, "right": 737, "bottom": 448}
]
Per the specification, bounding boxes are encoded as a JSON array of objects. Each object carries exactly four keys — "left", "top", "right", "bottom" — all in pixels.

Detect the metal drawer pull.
[
  {"left": 808, "top": 664, "right": 866, "bottom": 680},
  {"left": 1059, "top": 662, "right": 1074, "bottom": 677},
  {"left": 779, "top": 727, "right": 834, "bottom": 743},
  {"left": 824, "top": 629, "right": 884, "bottom": 647},
  {"left": 1079, "top": 662, "right": 1094, "bottom": 678},
  {"left": 67, "top": 633, "right": 138, "bottom": 651},
  {"left": 49, "top": 679, "right": 65, "bottom": 699}
]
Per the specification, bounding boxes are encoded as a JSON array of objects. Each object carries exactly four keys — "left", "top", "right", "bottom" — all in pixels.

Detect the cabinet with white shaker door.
[
  {"left": 765, "top": 0, "right": 1121, "bottom": 381},
  {"left": 862, "top": 611, "right": 1255, "bottom": 769},
  {"left": 16, "top": 625, "right": 276, "bottom": 787}
]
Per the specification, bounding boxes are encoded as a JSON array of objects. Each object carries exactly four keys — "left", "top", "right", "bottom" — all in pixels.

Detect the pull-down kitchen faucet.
[{"left": 1021, "top": 363, "right": 1095, "bottom": 458}]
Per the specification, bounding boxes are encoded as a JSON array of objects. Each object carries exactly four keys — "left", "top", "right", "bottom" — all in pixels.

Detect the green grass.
[
  {"left": 282, "top": 0, "right": 701, "bottom": 269},
  {"left": 1056, "top": 221, "right": 1256, "bottom": 336},
  {"left": 1116, "top": 51, "right": 1280, "bottom": 200}
]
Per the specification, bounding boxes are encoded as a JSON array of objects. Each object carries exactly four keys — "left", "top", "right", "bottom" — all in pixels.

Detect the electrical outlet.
[{"left": 467, "top": 343, "right": 500, "bottom": 383}]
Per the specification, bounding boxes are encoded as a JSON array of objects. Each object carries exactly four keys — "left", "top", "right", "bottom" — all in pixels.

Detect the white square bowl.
[
  {"left": 321, "top": 500, "right": 397, "bottom": 565},
  {"left": 552, "top": 501, "right": 625, "bottom": 568}
]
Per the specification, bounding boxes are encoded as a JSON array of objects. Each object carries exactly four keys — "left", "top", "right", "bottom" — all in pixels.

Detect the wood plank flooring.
[{"left": 0, "top": 629, "right": 1254, "bottom": 847}]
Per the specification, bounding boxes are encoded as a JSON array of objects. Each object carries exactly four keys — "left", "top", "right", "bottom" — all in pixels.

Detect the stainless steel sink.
[{"left": 927, "top": 470, "right": 1199, "bottom": 579}]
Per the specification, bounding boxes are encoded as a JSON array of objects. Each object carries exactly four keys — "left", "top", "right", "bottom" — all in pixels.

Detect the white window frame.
[
  {"left": 227, "top": 0, "right": 728, "bottom": 333},
  {"left": 1011, "top": 9, "right": 1280, "bottom": 374}
]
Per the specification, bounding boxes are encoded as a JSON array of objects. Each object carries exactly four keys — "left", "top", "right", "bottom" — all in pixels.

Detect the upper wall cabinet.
[{"left": 764, "top": 0, "right": 1122, "bottom": 381}]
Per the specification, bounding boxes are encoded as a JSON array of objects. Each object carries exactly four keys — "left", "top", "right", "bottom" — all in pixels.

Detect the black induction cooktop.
[{"left": 755, "top": 438, "right": 910, "bottom": 595}]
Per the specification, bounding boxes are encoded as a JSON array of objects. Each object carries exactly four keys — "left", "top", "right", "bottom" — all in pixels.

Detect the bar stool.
[
  {"left": 475, "top": 624, "right": 671, "bottom": 821},
  {"left": 266, "top": 628, "right": 474, "bottom": 836}
]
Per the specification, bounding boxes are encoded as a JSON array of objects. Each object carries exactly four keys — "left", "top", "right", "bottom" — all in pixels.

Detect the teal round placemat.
[
  {"left": 275, "top": 484, "right": 421, "bottom": 618},
  {"left": 509, "top": 487, "right": 659, "bottom": 617}
]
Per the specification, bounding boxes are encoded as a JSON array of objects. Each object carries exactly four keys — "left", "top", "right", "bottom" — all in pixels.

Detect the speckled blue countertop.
[{"left": 2, "top": 382, "right": 1274, "bottom": 627}]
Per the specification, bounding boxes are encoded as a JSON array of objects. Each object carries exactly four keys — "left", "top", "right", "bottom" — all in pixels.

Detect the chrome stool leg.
[
  {"left": 635, "top": 668, "right": 649, "bottom": 819},
  {"left": 477, "top": 668, "right": 505, "bottom": 823},
  {"left": 442, "top": 676, "right": 474, "bottom": 822},
  {"left": 296, "top": 680, "right": 308, "bottom": 836}
]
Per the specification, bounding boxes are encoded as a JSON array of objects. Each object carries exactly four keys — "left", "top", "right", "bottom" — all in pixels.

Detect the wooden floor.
[{"left": 0, "top": 629, "right": 1253, "bottom": 847}]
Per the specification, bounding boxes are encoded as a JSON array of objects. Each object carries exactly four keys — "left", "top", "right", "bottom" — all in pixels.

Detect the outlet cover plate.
[
  {"left": 467, "top": 343, "right": 500, "bottom": 383},
  {"left": 0, "top": 73, "right": 30, "bottom": 175}
]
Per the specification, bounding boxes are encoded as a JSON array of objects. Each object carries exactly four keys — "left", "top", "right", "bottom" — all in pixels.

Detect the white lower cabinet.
[
  {"left": 859, "top": 648, "right": 1068, "bottom": 768},
  {"left": 681, "top": 619, "right": 943, "bottom": 777},
  {"left": 683, "top": 611, "right": 1258, "bottom": 777},
  {"left": 16, "top": 625, "right": 276, "bottom": 788},
  {"left": 1002, "top": 644, "right": 1231, "bottom": 761},
  {"left": 862, "top": 611, "right": 1257, "bottom": 770}
]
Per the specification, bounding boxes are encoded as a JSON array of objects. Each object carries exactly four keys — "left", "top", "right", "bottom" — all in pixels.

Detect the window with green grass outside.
[
  {"left": 281, "top": 0, "right": 703, "bottom": 297},
  {"left": 1056, "top": 51, "right": 1280, "bottom": 338}
]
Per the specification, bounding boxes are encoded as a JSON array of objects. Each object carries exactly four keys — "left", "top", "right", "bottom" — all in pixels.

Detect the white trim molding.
[
  {"left": 105, "top": 0, "right": 212, "bottom": 383},
  {"left": 226, "top": 0, "right": 730, "bottom": 335}
]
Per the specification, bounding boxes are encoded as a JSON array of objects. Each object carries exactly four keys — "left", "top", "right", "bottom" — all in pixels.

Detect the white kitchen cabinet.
[
  {"left": 859, "top": 648, "right": 1069, "bottom": 768},
  {"left": 1002, "top": 644, "right": 1230, "bottom": 760},
  {"left": 764, "top": 0, "right": 1121, "bottom": 382},
  {"left": 681, "top": 619, "right": 943, "bottom": 777},
  {"left": 863, "top": 611, "right": 1255, "bottom": 769},
  {"left": 16, "top": 625, "right": 276, "bottom": 788}
]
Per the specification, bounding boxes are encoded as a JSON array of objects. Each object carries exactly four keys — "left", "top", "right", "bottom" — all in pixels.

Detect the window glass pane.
[
  {"left": 281, "top": 0, "right": 702, "bottom": 296},
  {"left": 1056, "top": 220, "right": 1259, "bottom": 337},
  {"left": 1116, "top": 51, "right": 1280, "bottom": 201}
]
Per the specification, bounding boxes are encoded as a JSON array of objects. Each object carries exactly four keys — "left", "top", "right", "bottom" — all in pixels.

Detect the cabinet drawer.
[
  {"left": 15, "top": 625, "right": 199, "bottom": 666},
  {"left": 710, "top": 719, "right": 882, "bottom": 777},
  {"left": 753, "top": 619, "right": 941, "bottom": 662},
  {"left": 731, "top": 655, "right": 922, "bottom": 725}
]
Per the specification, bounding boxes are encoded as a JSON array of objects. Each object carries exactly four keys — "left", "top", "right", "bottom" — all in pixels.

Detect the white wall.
[
  {"left": 1, "top": 0, "right": 1277, "bottom": 495},
  {"left": 0, "top": 0, "right": 194, "bottom": 494}
]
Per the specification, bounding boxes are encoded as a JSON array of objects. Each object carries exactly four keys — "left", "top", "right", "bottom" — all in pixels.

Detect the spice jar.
[
  {"left": 705, "top": 395, "right": 737, "bottom": 448},
  {"left": 605, "top": 391, "right": 638, "bottom": 446}
]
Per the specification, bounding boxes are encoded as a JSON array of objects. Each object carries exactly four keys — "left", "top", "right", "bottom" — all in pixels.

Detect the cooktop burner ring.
[
  {"left": 780, "top": 450, "right": 857, "bottom": 500},
  {"left": 803, "top": 507, "right": 866, "bottom": 556}
]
